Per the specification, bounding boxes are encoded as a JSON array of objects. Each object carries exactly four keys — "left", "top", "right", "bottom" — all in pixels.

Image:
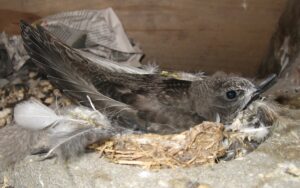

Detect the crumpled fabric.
[
  {"left": 39, "top": 8, "right": 143, "bottom": 67},
  {"left": 0, "top": 8, "right": 144, "bottom": 80}
]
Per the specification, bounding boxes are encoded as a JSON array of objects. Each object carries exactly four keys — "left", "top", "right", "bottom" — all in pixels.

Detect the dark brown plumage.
[
  {"left": 0, "top": 21, "right": 276, "bottom": 170},
  {"left": 20, "top": 20, "right": 260, "bottom": 134}
]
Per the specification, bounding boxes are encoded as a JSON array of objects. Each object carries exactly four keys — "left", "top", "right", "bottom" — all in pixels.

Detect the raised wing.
[
  {"left": 20, "top": 20, "right": 192, "bottom": 106},
  {"left": 20, "top": 20, "right": 130, "bottom": 115},
  {"left": 20, "top": 20, "right": 197, "bottom": 133}
]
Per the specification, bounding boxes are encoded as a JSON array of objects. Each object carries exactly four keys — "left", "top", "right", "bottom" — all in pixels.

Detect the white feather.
[
  {"left": 215, "top": 113, "right": 221, "bottom": 123},
  {"left": 240, "top": 126, "right": 270, "bottom": 142},
  {"left": 78, "top": 50, "right": 154, "bottom": 74},
  {"left": 13, "top": 100, "right": 85, "bottom": 134},
  {"left": 176, "top": 72, "right": 205, "bottom": 81},
  {"left": 14, "top": 99, "right": 61, "bottom": 130},
  {"left": 142, "top": 63, "right": 159, "bottom": 74},
  {"left": 14, "top": 98, "right": 115, "bottom": 158},
  {"left": 44, "top": 127, "right": 93, "bottom": 158},
  {"left": 13, "top": 99, "right": 101, "bottom": 134}
]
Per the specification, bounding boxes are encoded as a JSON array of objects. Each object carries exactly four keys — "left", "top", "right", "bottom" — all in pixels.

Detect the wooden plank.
[
  {"left": 0, "top": 0, "right": 288, "bottom": 76},
  {"left": 0, "top": 10, "right": 40, "bottom": 34}
]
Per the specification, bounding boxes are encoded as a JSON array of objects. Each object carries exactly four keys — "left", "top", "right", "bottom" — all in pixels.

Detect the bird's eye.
[{"left": 226, "top": 90, "right": 237, "bottom": 100}]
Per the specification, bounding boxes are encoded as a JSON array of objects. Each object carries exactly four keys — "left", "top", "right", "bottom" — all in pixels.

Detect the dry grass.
[{"left": 92, "top": 122, "right": 225, "bottom": 169}]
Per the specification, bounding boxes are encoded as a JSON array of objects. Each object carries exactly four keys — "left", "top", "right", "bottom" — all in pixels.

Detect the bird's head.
[{"left": 190, "top": 76, "right": 260, "bottom": 123}]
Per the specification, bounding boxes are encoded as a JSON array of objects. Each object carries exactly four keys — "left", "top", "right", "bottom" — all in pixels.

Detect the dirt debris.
[{"left": 0, "top": 68, "right": 71, "bottom": 128}]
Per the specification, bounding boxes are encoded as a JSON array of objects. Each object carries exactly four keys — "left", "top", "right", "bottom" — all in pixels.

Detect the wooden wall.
[{"left": 0, "top": 0, "right": 288, "bottom": 76}]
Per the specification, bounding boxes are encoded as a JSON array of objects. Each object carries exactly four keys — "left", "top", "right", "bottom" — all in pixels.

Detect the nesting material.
[
  {"left": 93, "top": 122, "right": 225, "bottom": 169},
  {"left": 92, "top": 100, "right": 280, "bottom": 168},
  {"left": 226, "top": 101, "right": 278, "bottom": 141},
  {"left": 0, "top": 70, "right": 71, "bottom": 109},
  {"left": 0, "top": 69, "right": 71, "bottom": 128},
  {"left": 222, "top": 100, "right": 279, "bottom": 159},
  {"left": 0, "top": 108, "right": 12, "bottom": 127}
]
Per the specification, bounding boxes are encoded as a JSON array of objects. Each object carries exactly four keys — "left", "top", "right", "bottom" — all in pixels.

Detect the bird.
[
  {"left": 19, "top": 20, "right": 268, "bottom": 134},
  {"left": 0, "top": 20, "right": 278, "bottom": 170}
]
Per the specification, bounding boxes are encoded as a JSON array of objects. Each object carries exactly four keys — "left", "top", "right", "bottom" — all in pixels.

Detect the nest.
[
  {"left": 92, "top": 122, "right": 225, "bottom": 169},
  {"left": 91, "top": 101, "right": 281, "bottom": 169}
]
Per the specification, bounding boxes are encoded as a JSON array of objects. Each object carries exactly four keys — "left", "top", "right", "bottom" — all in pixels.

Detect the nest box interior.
[{"left": 0, "top": 0, "right": 288, "bottom": 76}]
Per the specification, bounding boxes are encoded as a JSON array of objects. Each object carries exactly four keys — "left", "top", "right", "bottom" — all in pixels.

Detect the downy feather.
[
  {"left": 14, "top": 99, "right": 61, "bottom": 130},
  {"left": 14, "top": 98, "right": 125, "bottom": 159}
]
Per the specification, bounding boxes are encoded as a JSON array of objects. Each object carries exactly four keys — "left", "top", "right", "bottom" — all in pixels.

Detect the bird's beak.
[
  {"left": 243, "top": 74, "right": 277, "bottom": 110},
  {"left": 255, "top": 74, "right": 277, "bottom": 94}
]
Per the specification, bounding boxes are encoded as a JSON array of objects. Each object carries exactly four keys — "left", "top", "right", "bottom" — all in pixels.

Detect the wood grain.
[
  {"left": 0, "top": 0, "right": 288, "bottom": 76},
  {"left": 0, "top": 9, "right": 40, "bottom": 34}
]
